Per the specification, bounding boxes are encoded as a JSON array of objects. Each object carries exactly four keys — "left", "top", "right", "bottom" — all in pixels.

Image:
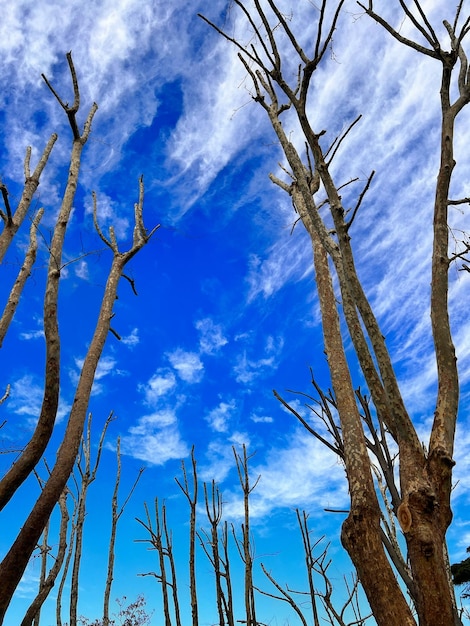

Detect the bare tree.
[
  {"left": 0, "top": 53, "right": 158, "bottom": 623},
  {"left": 136, "top": 499, "right": 182, "bottom": 626},
  {"left": 232, "top": 445, "right": 260, "bottom": 626},
  {"left": 103, "top": 438, "right": 144, "bottom": 626},
  {"left": 200, "top": 2, "right": 470, "bottom": 625},
  {"left": 70, "top": 413, "right": 114, "bottom": 626},
  {"left": 0, "top": 135, "right": 56, "bottom": 262},
  {"left": 20, "top": 483, "right": 69, "bottom": 626},
  {"left": 57, "top": 485, "right": 79, "bottom": 626},
  {"left": 145, "top": 447, "right": 372, "bottom": 626},
  {"left": 174, "top": 446, "right": 198, "bottom": 626},
  {"left": 198, "top": 481, "right": 235, "bottom": 626}
]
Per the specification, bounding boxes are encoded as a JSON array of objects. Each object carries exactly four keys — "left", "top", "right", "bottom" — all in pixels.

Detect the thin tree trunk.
[
  {"left": 103, "top": 438, "right": 143, "bottom": 625},
  {"left": 175, "top": 447, "right": 198, "bottom": 626},
  {"left": 0, "top": 135, "right": 57, "bottom": 262},
  {"left": 20, "top": 490, "right": 69, "bottom": 626},
  {"left": 0, "top": 204, "right": 156, "bottom": 622}
]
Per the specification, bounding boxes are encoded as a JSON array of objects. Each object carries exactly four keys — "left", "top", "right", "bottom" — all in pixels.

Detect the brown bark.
[
  {"left": 0, "top": 134, "right": 57, "bottom": 263},
  {"left": 0, "top": 208, "right": 43, "bottom": 348},
  {"left": 202, "top": 2, "right": 469, "bottom": 625},
  {"left": 309, "top": 219, "right": 414, "bottom": 625},
  {"left": 0, "top": 177, "right": 157, "bottom": 623},
  {"left": 20, "top": 489, "right": 69, "bottom": 626},
  {"left": 0, "top": 60, "right": 98, "bottom": 512}
]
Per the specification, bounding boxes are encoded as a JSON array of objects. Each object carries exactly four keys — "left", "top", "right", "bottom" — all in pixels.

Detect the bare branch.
[
  {"left": 0, "top": 208, "right": 44, "bottom": 348},
  {"left": 346, "top": 170, "right": 375, "bottom": 231},
  {"left": 356, "top": 2, "right": 438, "bottom": 58},
  {"left": 325, "top": 115, "right": 362, "bottom": 164}
]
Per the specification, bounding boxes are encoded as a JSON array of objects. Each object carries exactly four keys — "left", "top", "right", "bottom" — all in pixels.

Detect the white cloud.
[
  {"left": 250, "top": 414, "right": 273, "bottom": 424},
  {"left": 122, "top": 367, "right": 190, "bottom": 464},
  {"left": 233, "top": 351, "right": 275, "bottom": 384},
  {"left": 167, "top": 348, "right": 204, "bottom": 383},
  {"left": 129, "top": 410, "right": 178, "bottom": 434},
  {"left": 195, "top": 317, "right": 228, "bottom": 355},
  {"left": 245, "top": 226, "right": 312, "bottom": 302},
  {"left": 75, "top": 260, "right": 89, "bottom": 280},
  {"left": 121, "top": 409, "right": 188, "bottom": 465},
  {"left": 19, "top": 329, "right": 44, "bottom": 341},
  {"left": 233, "top": 334, "right": 284, "bottom": 384},
  {"left": 222, "top": 430, "right": 347, "bottom": 521},
  {"left": 71, "top": 355, "right": 120, "bottom": 395},
  {"left": 199, "top": 431, "right": 252, "bottom": 483},
  {"left": 85, "top": 193, "right": 130, "bottom": 241},
  {"left": 7, "top": 374, "right": 70, "bottom": 424},
  {"left": 140, "top": 369, "right": 176, "bottom": 405},
  {"left": 204, "top": 399, "right": 237, "bottom": 433},
  {"left": 121, "top": 327, "right": 139, "bottom": 347},
  {"left": 121, "top": 428, "right": 188, "bottom": 466}
]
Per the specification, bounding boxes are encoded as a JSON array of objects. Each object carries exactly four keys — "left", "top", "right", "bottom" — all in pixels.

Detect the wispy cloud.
[
  {"left": 139, "top": 369, "right": 176, "bottom": 405},
  {"left": 75, "top": 260, "right": 89, "bottom": 280},
  {"left": 19, "top": 329, "right": 44, "bottom": 341},
  {"left": 167, "top": 348, "right": 204, "bottom": 384},
  {"left": 245, "top": 226, "right": 312, "bottom": 302},
  {"left": 121, "top": 327, "right": 139, "bottom": 348},
  {"left": 122, "top": 369, "right": 188, "bottom": 464},
  {"left": 204, "top": 398, "right": 237, "bottom": 433},
  {"left": 250, "top": 414, "right": 273, "bottom": 424},
  {"left": 121, "top": 409, "right": 189, "bottom": 465},
  {"left": 195, "top": 317, "right": 228, "bottom": 355},
  {"left": 85, "top": 193, "right": 130, "bottom": 241},
  {"left": 199, "top": 431, "right": 252, "bottom": 483},
  {"left": 233, "top": 334, "right": 284, "bottom": 384},
  {"left": 221, "top": 430, "right": 347, "bottom": 522},
  {"left": 71, "top": 355, "right": 121, "bottom": 395},
  {"left": 7, "top": 374, "right": 70, "bottom": 424}
]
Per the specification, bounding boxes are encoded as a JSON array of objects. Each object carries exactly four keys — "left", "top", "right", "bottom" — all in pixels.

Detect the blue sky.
[{"left": 1, "top": 0, "right": 470, "bottom": 624}]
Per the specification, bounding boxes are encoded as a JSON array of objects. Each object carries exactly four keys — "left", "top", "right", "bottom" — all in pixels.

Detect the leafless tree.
[
  {"left": 136, "top": 498, "right": 182, "bottom": 626},
  {"left": 198, "top": 481, "right": 235, "bottom": 626},
  {"left": 20, "top": 482, "right": 69, "bottom": 626},
  {"left": 200, "top": 2, "right": 470, "bottom": 624},
  {"left": 232, "top": 445, "right": 260, "bottom": 626},
  {"left": 0, "top": 53, "right": 158, "bottom": 623},
  {"left": 174, "top": 446, "right": 198, "bottom": 626},
  {"left": 70, "top": 413, "right": 114, "bottom": 626},
  {"left": 144, "top": 447, "right": 370, "bottom": 626},
  {"left": 103, "top": 438, "right": 144, "bottom": 626}
]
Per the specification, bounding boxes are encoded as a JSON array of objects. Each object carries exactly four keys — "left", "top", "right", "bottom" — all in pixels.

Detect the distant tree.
[
  {"left": 139, "top": 446, "right": 369, "bottom": 626},
  {"left": 77, "top": 595, "right": 152, "bottom": 626},
  {"left": 103, "top": 439, "right": 144, "bottom": 626},
  {"left": 452, "top": 547, "right": 470, "bottom": 586},
  {"left": 200, "top": 2, "right": 470, "bottom": 625},
  {"left": 0, "top": 53, "right": 158, "bottom": 623},
  {"left": 69, "top": 414, "right": 114, "bottom": 626}
]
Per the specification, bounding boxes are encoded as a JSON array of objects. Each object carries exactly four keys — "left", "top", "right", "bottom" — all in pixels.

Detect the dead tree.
[
  {"left": 200, "top": 2, "right": 470, "bottom": 625},
  {"left": 69, "top": 413, "right": 114, "bottom": 626},
  {"left": 0, "top": 136, "right": 56, "bottom": 262},
  {"left": 136, "top": 499, "right": 182, "bottom": 626},
  {"left": 174, "top": 447, "right": 199, "bottom": 626},
  {"left": 103, "top": 438, "right": 144, "bottom": 626},
  {"left": 232, "top": 445, "right": 260, "bottom": 626},
  {"left": 0, "top": 53, "right": 159, "bottom": 623},
  {"left": 20, "top": 482, "right": 69, "bottom": 626},
  {"left": 198, "top": 482, "right": 235, "bottom": 626}
]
